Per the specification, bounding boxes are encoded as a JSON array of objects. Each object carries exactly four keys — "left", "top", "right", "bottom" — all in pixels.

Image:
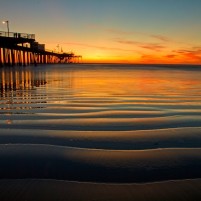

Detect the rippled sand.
[{"left": 0, "top": 64, "right": 201, "bottom": 200}]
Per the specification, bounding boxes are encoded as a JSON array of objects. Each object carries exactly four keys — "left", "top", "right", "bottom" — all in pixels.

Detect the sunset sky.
[{"left": 0, "top": 0, "right": 201, "bottom": 64}]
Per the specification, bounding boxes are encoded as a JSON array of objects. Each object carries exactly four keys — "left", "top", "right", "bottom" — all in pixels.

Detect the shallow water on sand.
[{"left": 0, "top": 64, "right": 201, "bottom": 185}]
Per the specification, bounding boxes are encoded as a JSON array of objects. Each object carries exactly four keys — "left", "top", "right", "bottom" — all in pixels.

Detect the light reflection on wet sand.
[{"left": 0, "top": 64, "right": 201, "bottom": 200}]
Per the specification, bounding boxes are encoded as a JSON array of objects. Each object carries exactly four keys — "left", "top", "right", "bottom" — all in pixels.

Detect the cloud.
[
  {"left": 151, "top": 35, "right": 170, "bottom": 42},
  {"left": 192, "top": 46, "right": 201, "bottom": 50},
  {"left": 139, "top": 54, "right": 164, "bottom": 63},
  {"left": 105, "top": 28, "right": 136, "bottom": 35},
  {"left": 165, "top": 54, "right": 177, "bottom": 58},
  {"left": 115, "top": 39, "right": 139, "bottom": 45},
  {"left": 105, "top": 27, "right": 170, "bottom": 41},
  {"left": 61, "top": 41, "right": 135, "bottom": 52},
  {"left": 174, "top": 48, "right": 201, "bottom": 55},
  {"left": 139, "top": 44, "right": 165, "bottom": 51},
  {"left": 172, "top": 47, "right": 201, "bottom": 61},
  {"left": 104, "top": 27, "right": 171, "bottom": 42},
  {"left": 183, "top": 51, "right": 201, "bottom": 60},
  {"left": 114, "top": 38, "right": 166, "bottom": 51}
]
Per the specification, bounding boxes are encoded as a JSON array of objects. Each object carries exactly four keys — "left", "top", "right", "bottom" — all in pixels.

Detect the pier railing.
[{"left": 0, "top": 31, "right": 35, "bottom": 40}]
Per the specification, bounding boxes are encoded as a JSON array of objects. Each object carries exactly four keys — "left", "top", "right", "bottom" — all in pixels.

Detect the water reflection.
[
  {"left": 0, "top": 64, "right": 201, "bottom": 120},
  {"left": 0, "top": 64, "right": 201, "bottom": 185},
  {"left": 45, "top": 66, "right": 201, "bottom": 99},
  {"left": 0, "top": 67, "right": 47, "bottom": 119},
  {"left": 0, "top": 67, "right": 47, "bottom": 96},
  {"left": 1, "top": 65, "right": 201, "bottom": 97}
]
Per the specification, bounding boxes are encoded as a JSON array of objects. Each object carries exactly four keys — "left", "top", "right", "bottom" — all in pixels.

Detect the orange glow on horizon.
[{"left": 44, "top": 41, "right": 201, "bottom": 65}]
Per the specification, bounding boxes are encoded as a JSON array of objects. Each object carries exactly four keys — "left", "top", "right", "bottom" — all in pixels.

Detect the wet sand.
[
  {"left": 0, "top": 179, "right": 201, "bottom": 201},
  {"left": 0, "top": 144, "right": 201, "bottom": 183},
  {"left": 0, "top": 64, "right": 201, "bottom": 200},
  {"left": 0, "top": 127, "right": 201, "bottom": 150}
]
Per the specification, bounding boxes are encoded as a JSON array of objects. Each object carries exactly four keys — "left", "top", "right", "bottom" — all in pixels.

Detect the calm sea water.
[{"left": 0, "top": 64, "right": 201, "bottom": 183}]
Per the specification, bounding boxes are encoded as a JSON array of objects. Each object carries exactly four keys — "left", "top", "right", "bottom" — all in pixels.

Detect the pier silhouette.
[{"left": 0, "top": 30, "right": 82, "bottom": 66}]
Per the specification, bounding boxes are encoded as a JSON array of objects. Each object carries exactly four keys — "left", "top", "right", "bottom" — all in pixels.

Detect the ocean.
[{"left": 0, "top": 64, "right": 201, "bottom": 200}]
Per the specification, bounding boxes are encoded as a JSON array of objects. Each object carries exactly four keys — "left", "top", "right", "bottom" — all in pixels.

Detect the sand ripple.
[{"left": 0, "top": 65, "right": 201, "bottom": 186}]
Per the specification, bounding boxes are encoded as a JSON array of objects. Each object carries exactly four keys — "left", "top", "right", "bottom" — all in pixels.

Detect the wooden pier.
[{"left": 0, "top": 31, "right": 81, "bottom": 67}]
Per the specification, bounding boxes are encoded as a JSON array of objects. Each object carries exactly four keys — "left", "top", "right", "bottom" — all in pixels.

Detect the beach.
[{"left": 0, "top": 64, "right": 201, "bottom": 200}]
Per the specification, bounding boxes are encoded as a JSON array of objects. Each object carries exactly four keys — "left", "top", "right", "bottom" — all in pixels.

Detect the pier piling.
[{"left": 0, "top": 31, "right": 81, "bottom": 67}]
